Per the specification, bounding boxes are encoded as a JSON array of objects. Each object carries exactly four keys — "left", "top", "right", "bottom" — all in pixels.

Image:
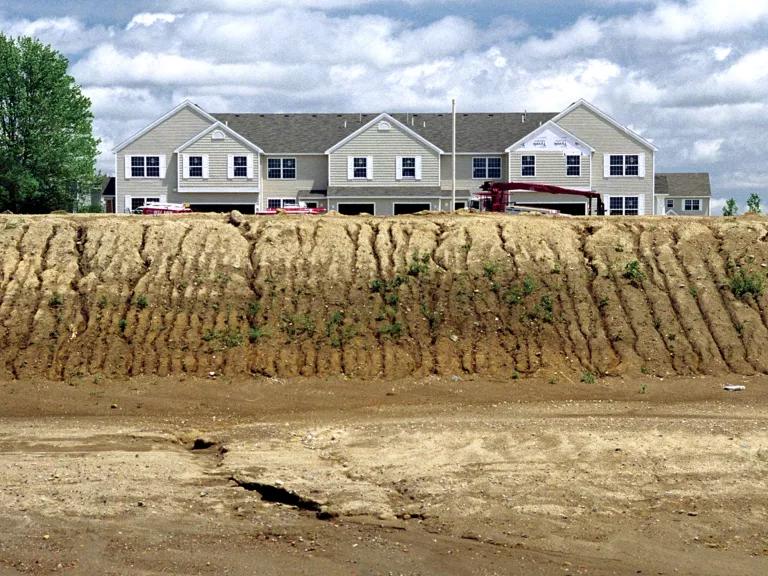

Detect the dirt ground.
[
  {"left": 1, "top": 373, "right": 767, "bottom": 575},
  {"left": 3, "top": 213, "right": 768, "bottom": 381}
]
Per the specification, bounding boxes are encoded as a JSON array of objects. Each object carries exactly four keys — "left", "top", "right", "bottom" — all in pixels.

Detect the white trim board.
[
  {"left": 552, "top": 99, "right": 658, "bottom": 152},
  {"left": 113, "top": 100, "right": 218, "bottom": 153},
  {"left": 325, "top": 112, "right": 444, "bottom": 154},
  {"left": 177, "top": 187, "right": 261, "bottom": 193},
  {"left": 175, "top": 121, "right": 264, "bottom": 154},
  {"left": 327, "top": 195, "right": 464, "bottom": 200}
]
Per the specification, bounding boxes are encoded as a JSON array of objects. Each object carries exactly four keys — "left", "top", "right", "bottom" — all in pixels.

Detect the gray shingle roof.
[
  {"left": 655, "top": 173, "right": 711, "bottom": 197},
  {"left": 211, "top": 112, "right": 556, "bottom": 154}
]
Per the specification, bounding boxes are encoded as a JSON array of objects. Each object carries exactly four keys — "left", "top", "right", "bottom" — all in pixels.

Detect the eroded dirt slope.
[{"left": 1, "top": 213, "right": 767, "bottom": 380}]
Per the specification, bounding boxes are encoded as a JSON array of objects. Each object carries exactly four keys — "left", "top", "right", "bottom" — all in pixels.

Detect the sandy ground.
[{"left": 1, "top": 374, "right": 767, "bottom": 575}]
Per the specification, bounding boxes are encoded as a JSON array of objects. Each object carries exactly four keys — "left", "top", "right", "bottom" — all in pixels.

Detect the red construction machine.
[{"left": 475, "top": 181, "right": 605, "bottom": 215}]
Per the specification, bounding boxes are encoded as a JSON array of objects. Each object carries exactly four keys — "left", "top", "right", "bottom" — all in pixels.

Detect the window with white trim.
[
  {"left": 401, "top": 157, "right": 416, "bottom": 179},
  {"left": 666, "top": 198, "right": 674, "bottom": 210},
  {"left": 684, "top": 199, "right": 701, "bottom": 212},
  {"left": 267, "top": 198, "right": 298, "bottom": 209},
  {"left": 609, "top": 196, "right": 639, "bottom": 216},
  {"left": 472, "top": 157, "right": 502, "bottom": 179},
  {"left": 353, "top": 157, "right": 368, "bottom": 179},
  {"left": 189, "top": 156, "right": 203, "bottom": 178},
  {"left": 131, "top": 155, "right": 161, "bottom": 178},
  {"left": 233, "top": 156, "right": 248, "bottom": 178},
  {"left": 609, "top": 154, "right": 639, "bottom": 176},
  {"left": 521, "top": 155, "right": 535, "bottom": 177},
  {"left": 267, "top": 158, "right": 296, "bottom": 179},
  {"left": 566, "top": 155, "right": 580, "bottom": 176}
]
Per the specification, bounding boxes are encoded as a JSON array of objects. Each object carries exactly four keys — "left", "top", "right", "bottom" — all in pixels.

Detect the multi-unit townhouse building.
[{"left": 112, "top": 98, "right": 709, "bottom": 216}]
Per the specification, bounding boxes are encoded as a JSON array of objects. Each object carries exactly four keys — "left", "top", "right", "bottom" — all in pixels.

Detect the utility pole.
[{"left": 451, "top": 98, "right": 456, "bottom": 212}]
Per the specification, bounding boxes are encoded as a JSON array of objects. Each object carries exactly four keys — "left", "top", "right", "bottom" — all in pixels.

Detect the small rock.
[
  {"left": 449, "top": 334, "right": 459, "bottom": 342},
  {"left": 110, "top": 404, "right": 118, "bottom": 409},
  {"left": 137, "top": 501, "right": 145, "bottom": 507},
  {"left": 43, "top": 534, "right": 50, "bottom": 540},
  {"left": 687, "top": 511, "right": 699, "bottom": 517},
  {"left": 228, "top": 210, "right": 244, "bottom": 226}
]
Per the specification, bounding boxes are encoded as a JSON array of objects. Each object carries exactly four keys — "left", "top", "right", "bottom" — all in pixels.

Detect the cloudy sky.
[{"left": 2, "top": 0, "right": 768, "bottom": 211}]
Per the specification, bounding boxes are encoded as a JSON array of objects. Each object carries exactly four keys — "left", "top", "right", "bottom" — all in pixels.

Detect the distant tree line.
[{"left": 0, "top": 34, "right": 99, "bottom": 213}]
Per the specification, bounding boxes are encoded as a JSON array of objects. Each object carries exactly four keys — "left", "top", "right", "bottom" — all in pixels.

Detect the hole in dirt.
[
  {"left": 191, "top": 438, "right": 217, "bottom": 450},
  {"left": 231, "top": 476, "right": 334, "bottom": 519}
]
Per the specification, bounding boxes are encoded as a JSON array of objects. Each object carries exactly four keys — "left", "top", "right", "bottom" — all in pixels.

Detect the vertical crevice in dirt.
[
  {"left": 122, "top": 223, "right": 152, "bottom": 377},
  {"left": 633, "top": 225, "right": 697, "bottom": 374},
  {"left": 577, "top": 224, "right": 621, "bottom": 372},
  {"left": 669, "top": 225, "right": 735, "bottom": 373},
  {"left": 703, "top": 223, "right": 765, "bottom": 373}
]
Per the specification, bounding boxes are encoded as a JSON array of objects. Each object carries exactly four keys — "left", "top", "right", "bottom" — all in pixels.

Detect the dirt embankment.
[{"left": 0, "top": 213, "right": 767, "bottom": 380}]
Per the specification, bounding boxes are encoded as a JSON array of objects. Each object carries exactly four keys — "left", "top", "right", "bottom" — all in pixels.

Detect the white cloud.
[
  {"left": 126, "top": 13, "right": 179, "bottom": 30},
  {"left": 690, "top": 138, "right": 724, "bottom": 162},
  {"left": 712, "top": 45, "right": 733, "bottom": 62},
  {"left": 615, "top": 0, "right": 768, "bottom": 41}
]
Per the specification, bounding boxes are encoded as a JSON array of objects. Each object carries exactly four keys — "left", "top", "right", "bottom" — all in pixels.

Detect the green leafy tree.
[
  {"left": 746, "top": 193, "right": 762, "bottom": 214},
  {"left": 722, "top": 198, "right": 738, "bottom": 217},
  {"left": 0, "top": 35, "right": 99, "bottom": 213}
]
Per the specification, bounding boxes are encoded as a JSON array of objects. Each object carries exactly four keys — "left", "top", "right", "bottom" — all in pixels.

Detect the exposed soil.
[
  {"left": 1, "top": 213, "right": 768, "bottom": 380},
  {"left": 0, "top": 374, "right": 767, "bottom": 575},
  {"left": 2, "top": 213, "right": 768, "bottom": 574}
]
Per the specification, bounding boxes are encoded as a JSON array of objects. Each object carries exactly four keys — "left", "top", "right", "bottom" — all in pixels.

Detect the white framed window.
[
  {"left": 227, "top": 154, "right": 253, "bottom": 179},
  {"left": 396, "top": 156, "right": 421, "bottom": 180},
  {"left": 183, "top": 154, "right": 208, "bottom": 179},
  {"left": 267, "top": 158, "right": 295, "bottom": 179},
  {"left": 606, "top": 154, "right": 643, "bottom": 177},
  {"left": 666, "top": 198, "right": 674, "bottom": 210},
  {"left": 233, "top": 156, "right": 247, "bottom": 177},
  {"left": 267, "top": 198, "right": 298, "bottom": 210},
  {"left": 189, "top": 156, "right": 203, "bottom": 178},
  {"left": 126, "top": 155, "right": 165, "bottom": 179},
  {"left": 521, "top": 155, "right": 535, "bottom": 177},
  {"left": 472, "top": 157, "right": 502, "bottom": 179},
  {"left": 609, "top": 196, "right": 640, "bottom": 216},
  {"left": 684, "top": 199, "right": 701, "bottom": 212},
  {"left": 566, "top": 155, "right": 580, "bottom": 176},
  {"left": 347, "top": 156, "right": 372, "bottom": 180}
]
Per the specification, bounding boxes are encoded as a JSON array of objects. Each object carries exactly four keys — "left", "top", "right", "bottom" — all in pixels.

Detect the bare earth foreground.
[
  {"left": 2, "top": 213, "right": 768, "bottom": 574},
  {"left": 1, "top": 374, "right": 767, "bottom": 575}
]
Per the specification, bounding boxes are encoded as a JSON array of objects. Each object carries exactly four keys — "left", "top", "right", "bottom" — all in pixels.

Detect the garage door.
[
  {"left": 515, "top": 203, "right": 586, "bottom": 216},
  {"left": 338, "top": 203, "right": 375, "bottom": 215},
  {"left": 189, "top": 204, "right": 256, "bottom": 214},
  {"left": 394, "top": 203, "right": 431, "bottom": 215}
]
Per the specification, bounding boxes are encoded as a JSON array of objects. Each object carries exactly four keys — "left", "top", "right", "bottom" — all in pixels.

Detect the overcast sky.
[{"left": 2, "top": 0, "right": 768, "bottom": 212}]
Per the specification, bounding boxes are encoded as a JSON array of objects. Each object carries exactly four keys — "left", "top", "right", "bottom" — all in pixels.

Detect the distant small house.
[{"left": 655, "top": 173, "right": 711, "bottom": 216}]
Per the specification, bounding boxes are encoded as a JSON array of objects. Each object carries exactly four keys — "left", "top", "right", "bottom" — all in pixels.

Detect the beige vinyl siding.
[
  {"left": 666, "top": 197, "right": 710, "bottom": 216},
  {"left": 179, "top": 134, "right": 259, "bottom": 190},
  {"left": 509, "top": 151, "right": 591, "bottom": 188},
  {"left": 329, "top": 123, "right": 439, "bottom": 187},
  {"left": 116, "top": 106, "right": 213, "bottom": 212},
  {"left": 555, "top": 105, "right": 653, "bottom": 215},
  {"left": 439, "top": 154, "right": 508, "bottom": 192},
  {"left": 261, "top": 154, "right": 328, "bottom": 196}
]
